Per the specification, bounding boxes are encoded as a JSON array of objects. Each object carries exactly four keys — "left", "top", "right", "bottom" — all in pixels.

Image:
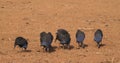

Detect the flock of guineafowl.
[{"left": 14, "top": 29, "right": 103, "bottom": 52}]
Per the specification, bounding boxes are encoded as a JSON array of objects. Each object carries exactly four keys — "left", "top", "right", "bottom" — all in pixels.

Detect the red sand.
[{"left": 0, "top": 0, "right": 120, "bottom": 63}]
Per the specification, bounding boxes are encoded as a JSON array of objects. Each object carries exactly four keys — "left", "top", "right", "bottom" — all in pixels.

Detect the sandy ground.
[{"left": 0, "top": 0, "right": 120, "bottom": 63}]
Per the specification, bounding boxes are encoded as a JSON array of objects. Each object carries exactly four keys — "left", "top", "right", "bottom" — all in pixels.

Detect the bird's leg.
[
  {"left": 77, "top": 43, "right": 80, "bottom": 49},
  {"left": 67, "top": 44, "right": 70, "bottom": 49},
  {"left": 63, "top": 44, "right": 65, "bottom": 49},
  {"left": 24, "top": 47, "right": 27, "bottom": 51},
  {"left": 20, "top": 48, "right": 24, "bottom": 52},
  {"left": 58, "top": 43, "right": 61, "bottom": 49},
  {"left": 97, "top": 42, "right": 100, "bottom": 48},
  {"left": 42, "top": 46, "right": 45, "bottom": 52},
  {"left": 81, "top": 42, "right": 85, "bottom": 48},
  {"left": 46, "top": 48, "right": 49, "bottom": 52}
]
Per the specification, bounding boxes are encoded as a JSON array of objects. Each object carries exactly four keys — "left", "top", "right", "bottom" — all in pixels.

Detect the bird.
[
  {"left": 94, "top": 29, "right": 103, "bottom": 48},
  {"left": 55, "top": 29, "right": 71, "bottom": 49},
  {"left": 40, "top": 32, "right": 53, "bottom": 52},
  {"left": 76, "top": 30, "right": 85, "bottom": 48},
  {"left": 14, "top": 37, "right": 28, "bottom": 50}
]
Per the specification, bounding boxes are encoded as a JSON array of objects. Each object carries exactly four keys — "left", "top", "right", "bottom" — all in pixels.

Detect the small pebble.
[
  {"left": 1, "top": 6, "right": 4, "bottom": 8},
  {"left": 105, "top": 24, "right": 109, "bottom": 27},
  {"left": 1, "top": 38, "right": 5, "bottom": 40},
  {"left": 26, "top": 22, "right": 29, "bottom": 24}
]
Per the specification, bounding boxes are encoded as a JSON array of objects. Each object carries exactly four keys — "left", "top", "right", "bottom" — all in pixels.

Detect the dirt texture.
[{"left": 0, "top": 0, "right": 120, "bottom": 63}]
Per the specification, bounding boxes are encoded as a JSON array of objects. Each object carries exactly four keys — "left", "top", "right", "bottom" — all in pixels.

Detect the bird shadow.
[
  {"left": 49, "top": 46, "right": 57, "bottom": 53},
  {"left": 60, "top": 45, "right": 74, "bottom": 50},
  {"left": 100, "top": 44, "right": 106, "bottom": 47},
  {"left": 37, "top": 46, "right": 57, "bottom": 53},
  {"left": 84, "top": 44, "right": 88, "bottom": 48},
  {"left": 20, "top": 50, "right": 32, "bottom": 52},
  {"left": 69, "top": 45, "right": 74, "bottom": 50},
  {"left": 76, "top": 44, "right": 88, "bottom": 49}
]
